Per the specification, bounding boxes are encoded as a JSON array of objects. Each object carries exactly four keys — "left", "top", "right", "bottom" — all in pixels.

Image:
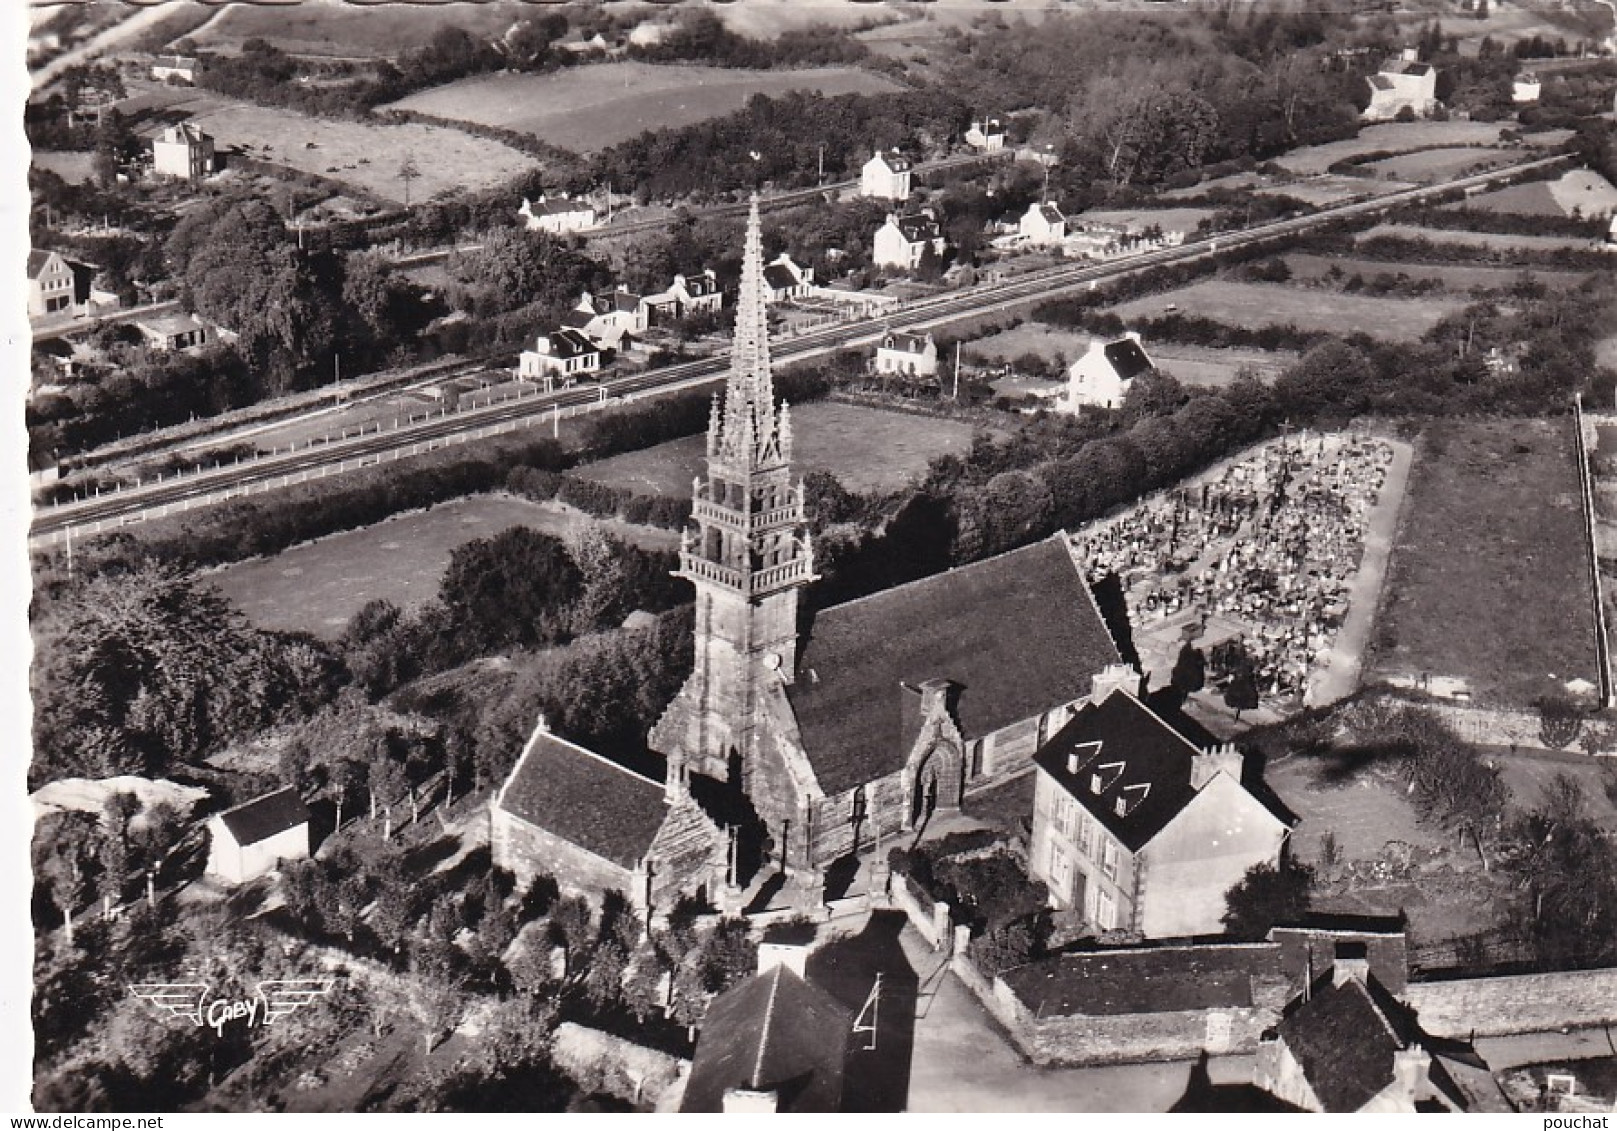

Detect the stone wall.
[
  {"left": 995, "top": 993, "right": 1274, "bottom": 1066},
  {"left": 1404, "top": 968, "right": 1617, "bottom": 1038},
  {"left": 491, "top": 804, "right": 637, "bottom": 905},
  {"left": 552, "top": 1021, "right": 687, "bottom": 1108},
  {"left": 890, "top": 871, "right": 952, "bottom": 950}
]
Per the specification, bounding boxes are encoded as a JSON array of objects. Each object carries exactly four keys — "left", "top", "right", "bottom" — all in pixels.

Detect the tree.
[
  {"left": 1500, "top": 776, "right": 1617, "bottom": 968},
  {"left": 439, "top": 527, "right": 584, "bottom": 652},
  {"left": 1222, "top": 664, "right": 1259, "bottom": 721},
  {"left": 1170, "top": 643, "right": 1207, "bottom": 695},
  {"left": 398, "top": 156, "right": 421, "bottom": 208},
  {"left": 1222, "top": 858, "right": 1315, "bottom": 940}
]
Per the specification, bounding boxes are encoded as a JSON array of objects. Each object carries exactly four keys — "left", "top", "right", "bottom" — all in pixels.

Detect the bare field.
[
  {"left": 208, "top": 494, "right": 678, "bottom": 638},
  {"left": 1368, "top": 417, "right": 1598, "bottom": 707},
  {"left": 1361, "top": 223, "right": 1603, "bottom": 252},
  {"left": 577, "top": 400, "right": 984, "bottom": 497},
  {"left": 381, "top": 62, "right": 905, "bottom": 154},
  {"left": 1281, "top": 252, "right": 1591, "bottom": 292},
  {"left": 1106, "top": 279, "right": 1464, "bottom": 342}
]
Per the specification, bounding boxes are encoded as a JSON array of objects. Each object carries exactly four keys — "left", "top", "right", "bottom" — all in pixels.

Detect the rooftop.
[
  {"left": 216, "top": 786, "right": 310, "bottom": 847},
  {"left": 1275, "top": 976, "right": 1407, "bottom": 1112},
  {"left": 1000, "top": 942, "right": 1281, "bottom": 1017}
]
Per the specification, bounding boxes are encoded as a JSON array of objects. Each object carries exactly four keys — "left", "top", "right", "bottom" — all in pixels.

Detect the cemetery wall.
[{"left": 1404, "top": 968, "right": 1617, "bottom": 1038}]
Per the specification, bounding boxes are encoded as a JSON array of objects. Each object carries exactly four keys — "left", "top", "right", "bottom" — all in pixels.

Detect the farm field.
[
  {"left": 576, "top": 400, "right": 984, "bottom": 497},
  {"left": 30, "top": 150, "right": 95, "bottom": 184},
  {"left": 1281, "top": 252, "right": 1591, "bottom": 292},
  {"left": 1367, "top": 417, "right": 1598, "bottom": 707},
  {"left": 1457, "top": 169, "right": 1617, "bottom": 218},
  {"left": 1359, "top": 146, "right": 1514, "bottom": 182},
  {"left": 1106, "top": 279, "right": 1465, "bottom": 341},
  {"left": 207, "top": 494, "right": 678, "bottom": 638},
  {"left": 130, "top": 88, "right": 535, "bottom": 203},
  {"left": 1360, "top": 223, "right": 1601, "bottom": 253},
  {"left": 966, "top": 323, "right": 1293, "bottom": 388},
  {"left": 1257, "top": 173, "right": 1412, "bottom": 207},
  {"left": 1272, "top": 121, "right": 1522, "bottom": 175},
  {"left": 182, "top": 0, "right": 540, "bottom": 59},
  {"left": 381, "top": 63, "right": 906, "bottom": 154},
  {"left": 1076, "top": 206, "right": 1215, "bottom": 235}
]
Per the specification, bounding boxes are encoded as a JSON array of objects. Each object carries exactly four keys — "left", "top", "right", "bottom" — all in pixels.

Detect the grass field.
[
  {"left": 134, "top": 87, "right": 535, "bottom": 203},
  {"left": 208, "top": 494, "right": 678, "bottom": 638},
  {"left": 1272, "top": 121, "right": 1517, "bottom": 176},
  {"left": 577, "top": 400, "right": 983, "bottom": 497},
  {"left": 30, "top": 150, "right": 95, "bottom": 184},
  {"left": 1106, "top": 279, "right": 1465, "bottom": 342},
  {"left": 966, "top": 323, "right": 1294, "bottom": 388},
  {"left": 184, "top": 1, "right": 539, "bottom": 59},
  {"left": 382, "top": 62, "right": 905, "bottom": 154},
  {"left": 1359, "top": 146, "right": 1513, "bottom": 182},
  {"left": 1361, "top": 223, "right": 1601, "bottom": 252},
  {"left": 1457, "top": 169, "right": 1617, "bottom": 219},
  {"left": 1367, "top": 417, "right": 1598, "bottom": 707},
  {"left": 1281, "top": 252, "right": 1591, "bottom": 292},
  {"left": 1076, "top": 206, "right": 1215, "bottom": 235}
]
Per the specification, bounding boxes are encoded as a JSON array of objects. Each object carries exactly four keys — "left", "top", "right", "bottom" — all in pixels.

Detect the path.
[{"left": 1311, "top": 436, "right": 1414, "bottom": 705}]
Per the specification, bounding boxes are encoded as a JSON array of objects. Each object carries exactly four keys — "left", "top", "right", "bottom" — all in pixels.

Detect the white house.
[
  {"left": 151, "top": 55, "right": 198, "bottom": 84},
  {"left": 859, "top": 150, "right": 913, "bottom": 201},
  {"left": 1512, "top": 74, "right": 1542, "bottom": 103},
  {"left": 874, "top": 330, "right": 939, "bottom": 381},
  {"left": 872, "top": 209, "right": 947, "bottom": 271},
  {"left": 1607, "top": 214, "right": 1617, "bottom": 246},
  {"left": 1363, "top": 49, "right": 1439, "bottom": 121},
  {"left": 519, "top": 327, "right": 602, "bottom": 389},
  {"left": 965, "top": 118, "right": 1006, "bottom": 153},
  {"left": 27, "top": 250, "right": 91, "bottom": 319},
  {"left": 1020, "top": 201, "right": 1067, "bottom": 247},
  {"left": 762, "top": 254, "right": 813, "bottom": 303},
  {"left": 644, "top": 269, "right": 724, "bottom": 324},
  {"left": 519, "top": 194, "right": 598, "bottom": 235},
  {"left": 1066, "top": 331, "right": 1155, "bottom": 411},
  {"left": 152, "top": 122, "right": 215, "bottom": 181},
  {"left": 206, "top": 787, "right": 311, "bottom": 885},
  {"left": 563, "top": 287, "right": 647, "bottom": 350},
  {"left": 136, "top": 311, "right": 212, "bottom": 352}
]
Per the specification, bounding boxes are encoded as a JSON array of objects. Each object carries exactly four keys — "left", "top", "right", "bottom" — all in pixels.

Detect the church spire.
[{"left": 717, "top": 195, "right": 783, "bottom": 469}]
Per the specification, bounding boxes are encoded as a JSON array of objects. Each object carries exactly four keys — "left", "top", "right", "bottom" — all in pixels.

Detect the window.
[
  {"left": 1100, "top": 837, "right": 1118, "bottom": 880},
  {"left": 1096, "top": 887, "right": 1116, "bottom": 930},
  {"left": 1076, "top": 813, "right": 1093, "bottom": 858}
]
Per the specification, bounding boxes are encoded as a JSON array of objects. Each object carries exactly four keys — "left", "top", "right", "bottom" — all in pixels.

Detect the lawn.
[
  {"left": 1107, "top": 279, "right": 1464, "bottom": 342},
  {"left": 184, "top": 95, "right": 536, "bottom": 203},
  {"left": 1272, "top": 121, "right": 1516, "bottom": 175},
  {"left": 1367, "top": 418, "right": 1599, "bottom": 707},
  {"left": 966, "top": 323, "right": 1294, "bottom": 388},
  {"left": 206, "top": 494, "right": 677, "bottom": 638},
  {"left": 1361, "top": 223, "right": 1599, "bottom": 253},
  {"left": 576, "top": 400, "right": 984, "bottom": 497},
  {"left": 1281, "top": 252, "right": 1591, "bottom": 292},
  {"left": 381, "top": 62, "right": 905, "bottom": 154}
]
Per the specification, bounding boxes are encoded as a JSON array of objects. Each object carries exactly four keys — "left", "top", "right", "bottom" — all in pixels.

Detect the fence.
[{"left": 1574, "top": 395, "right": 1616, "bottom": 708}]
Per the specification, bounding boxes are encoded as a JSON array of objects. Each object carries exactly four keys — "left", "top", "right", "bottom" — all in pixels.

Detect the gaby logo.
[{"left": 128, "top": 979, "right": 334, "bottom": 1038}]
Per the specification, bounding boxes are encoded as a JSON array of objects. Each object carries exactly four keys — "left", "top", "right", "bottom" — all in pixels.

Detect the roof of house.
[
  {"left": 138, "top": 312, "right": 208, "bottom": 337},
  {"left": 1275, "top": 976, "right": 1407, "bottom": 1112},
  {"left": 547, "top": 327, "right": 599, "bottom": 357},
  {"left": 681, "top": 964, "right": 852, "bottom": 1113},
  {"left": 1100, "top": 336, "right": 1155, "bottom": 384},
  {"left": 1032, "top": 688, "right": 1213, "bottom": 852},
  {"left": 891, "top": 212, "right": 942, "bottom": 243},
  {"left": 1269, "top": 925, "right": 1408, "bottom": 996},
  {"left": 870, "top": 150, "right": 912, "bottom": 172},
  {"left": 527, "top": 196, "right": 594, "bottom": 217},
  {"left": 880, "top": 330, "right": 932, "bottom": 354},
  {"left": 680, "top": 270, "right": 719, "bottom": 297},
  {"left": 1000, "top": 942, "right": 1280, "bottom": 1017},
  {"left": 27, "top": 249, "right": 58, "bottom": 277},
  {"left": 1031, "top": 202, "right": 1065, "bottom": 226},
  {"left": 763, "top": 261, "right": 802, "bottom": 291},
  {"left": 1383, "top": 59, "right": 1433, "bottom": 77},
  {"left": 785, "top": 535, "right": 1122, "bottom": 795},
  {"left": 216, "top": 786, "right": 310, "bottom": 847},
  {"left": 496, "top": 727, "right": 668, "bottom": 870},
  {"left": 155, "top": 55, "right": 196, "bottom": 69},
  {"left": 159, "top": 122, "right": 210, "bottom": 145},
  {"left": 1368, "top": 74, "right": 1396, "bottom": 91}
]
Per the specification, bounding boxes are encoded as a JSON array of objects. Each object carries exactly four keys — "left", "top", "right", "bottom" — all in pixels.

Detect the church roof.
[
  {"left": 215, "top": 786, "right": 310, "bottom": 847},
  {"left": 786, "top": 535, "right": 1122, "bottom": 795},
  {"left": 495, "top": 726, "right": 668, "bottom": 870},
  {"left": 681, "top": 964, "right": 852, "bottom": 1113},
  {"left": 1275, "top": 976, "right": 1407, "bottom": 1112}
]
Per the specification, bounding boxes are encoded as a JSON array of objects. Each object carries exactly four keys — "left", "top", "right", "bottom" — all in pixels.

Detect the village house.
[
  {"left": 151, "top": 122, "right": 215, "bottom": 181},
  {"left": 26, "top": 250, "right": 98, "bottom": 319},
  {"left": 518, "top": 194, "right": 598, "bottom": 235},
  {"left": 643, "top": 200, "right": 1125, "bottom": 899},
  {"left": 1512, "top": 73, "right": 1542, "bottom": 103},
  {"left": 965, "top": 117, "right": 1006, "bottom": 153},
  {"left": 563, "top": 286, "right": 647, "bottom": 351},
  {"left": 762, "top": 253, "right": 813, "bottom": 303},
  {"left": 1254, "top": 945, "right": 1512, "bottom": 1112},
  {"left": 1363, "top": 49, "right": 1439, "bottom": 121},
  {"left": 1019, "top": 201, "right": 1067, "bottom": 247},
  {"left": 681, "top": 942, "right": 853, "bottom": 1113},
  {"left": 872, "top": 209, "right": 947, "bottom": 272},
  {"left": 205, "top": 787, "right": 311, "bottom": 885},
  {"left": 1066, "top": 331, "right": 1156, "bottom": 411},
  {"left": 135, "top": 311, "right": 214, "bottom": 353},
  {"left": 643, "top": 269, "right": 724, "bottom": 325},
  {"left": 873, "top": 329, "right": 939, "bottom": 381},
  {"left": 1027, "top": 676, "right": 1291, "bottom": 937},
  {"left": 150, "top": 54, "right": 198, "bottom": 84},
  {"left": 859, "top": 150, "right": 913, "bottom": 201},
  {"left": 490, "top": 717, "right": 727, "bottom": 918},
  {"left": 518, "top": 327, "right": 601, "bottom": 389}
]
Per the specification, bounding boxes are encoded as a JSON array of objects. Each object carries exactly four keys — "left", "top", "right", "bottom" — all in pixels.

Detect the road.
[{"left": 29, "top": 151, "right": 1568, "bottom": 545}]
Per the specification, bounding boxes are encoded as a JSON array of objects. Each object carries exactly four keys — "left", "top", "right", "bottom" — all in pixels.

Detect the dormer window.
[
  {"left": 1115, "top": 783, "right": 1151, "bottom": 817},
  {"left": 1090, "top": 760, "right": 1125, "bottom": 795}
]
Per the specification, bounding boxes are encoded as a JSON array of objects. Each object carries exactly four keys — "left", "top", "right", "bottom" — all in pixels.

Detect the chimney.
[
  {"left": 756, "top": 939, "right": 809, "bottom": 980},
  {"left": 1090, "top": 663, "right": 1142, "bottom": 704},
  {"left": 1190, "top": 743, "right": 1242, "bottom": 790},
  {"left": 722, "top": 1088, "right": 779, "bottom": 1113},
  {"left": 1390, "top": 1046, "right": 1431, "bottom": 1106},
  {"left": 1331, "top": 941, "right": 1371, "bottom": 987}
]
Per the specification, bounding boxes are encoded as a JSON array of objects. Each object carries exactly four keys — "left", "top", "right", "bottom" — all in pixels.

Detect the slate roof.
[
  {"left": 1000, "top": 943, "right": 1280, "bottom": 1017},
  {"left": 547, "top": 327, "right": 598, "bottom": 358},
  {"left": 892, "top": 212, "right": 941, "bottom": 243},
  {"left": 496, "top": 728, "right": 668, "bottom": 869},
  {"left": 1102, "top": 337, "right": 1155, "bottom": 383},
  {"left": 1269, "top": 925, "right": 1408, "bottom": 996},
  {"left": 1035, "top": 203, "right": 1065, "bottom": 226},
  {"left": 216, "top": 787, "right": 310, "bottom": 847},
  {"left": 880, "top": 330, "right": 931, "bottom": 354},
  {"left": 138, "top": 312, "right": 207, "bottom": 337},
  {"left": 560, "top": 307, "right": 595, "bottom": 330},
  {"left": 786, "top": 535, "right": 1121, "bottom": 796},
  {"left": 681, "top": 271, "right": 719, "bottom": 297},
  {"left": 27, "top": 250, "right": 56, "bottom": 277},
  {"left": 681, "top": 964, "right": 853, "bottom": 1113},
  {"left": 1032, "top": 688, "right": 1207, "bottom": 852},
  {"left": 528, "top": 196, "right": 593, "bottom": 216},
  {"left": 1368, "top": 74, "right": 1396, "bottom": 91},
  {"left": 1275, "top": 976, "right": 1405, "bottom": 1112},
  {"left": 871, "top": 151, "right": 912, "bottom": 172},
  {"left": 763, "top": 261, "right": 802, "bottom": 292},
  {"left": 1385, "top": 59, "right": 1433, "bottom": 77}
]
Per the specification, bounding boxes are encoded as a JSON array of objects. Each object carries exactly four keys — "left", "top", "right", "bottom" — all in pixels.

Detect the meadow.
[
  {"left": 381, "top": 62, "right": 905, "bottom": 154},
  {"left": 966, "top": 323, "right": 1293, "bottom": 388},
  {"left": 1360, "top": 223, "right": 1602, "bottom": 252},
  {"left": 1281, "top": 252, "right": 1592, "bottom": 292},
  {"left": 182, "top": 1, "right": 539, "bottom": 59},
  {"left": 1106, "top": 279, "right": 1465, "bottom": 341}
]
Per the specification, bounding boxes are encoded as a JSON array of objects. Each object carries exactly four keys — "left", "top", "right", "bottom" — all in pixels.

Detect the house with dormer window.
[{"left": 1029, "top": 675, "right": 1291, "bottom": 937}]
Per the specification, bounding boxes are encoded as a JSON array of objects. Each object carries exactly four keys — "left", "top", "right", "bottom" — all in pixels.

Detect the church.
[{"left": 494, "top": 198, "right": 1128, "bottom": 909}]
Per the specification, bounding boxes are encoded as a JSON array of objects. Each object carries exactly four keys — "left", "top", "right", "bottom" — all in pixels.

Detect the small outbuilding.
[{"left": 205, "top": 787, "right": 311, "bottom": 884}]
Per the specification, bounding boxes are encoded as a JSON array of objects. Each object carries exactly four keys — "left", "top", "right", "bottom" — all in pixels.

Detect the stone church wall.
[
  {"left": 492, "top": 806, "right": 638, "bottom": 907},
  {"left": 647, "top": 800, "right": 724, "bottom": 913},
  {"left": 993, "top": 991, "right": 1274, "bottom": 1066},
  {"left": 1403, "top": 968, "right": 1617, "bottom": 1038},
  {"left": 808, "top": 771, "right": 907, "bottom": 867}
]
